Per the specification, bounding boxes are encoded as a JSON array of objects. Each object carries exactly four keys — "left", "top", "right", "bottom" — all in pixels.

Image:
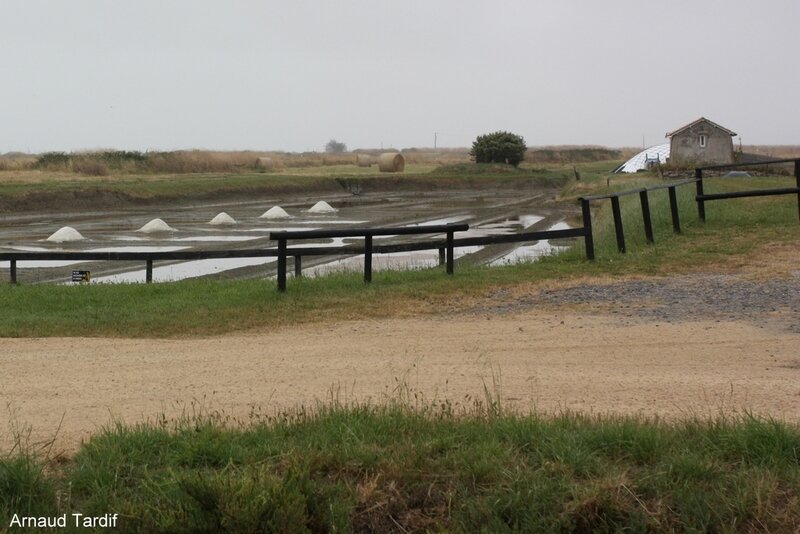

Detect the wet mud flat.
[{"left": 0, "top": 187, "right": 578, "bottom": 284}]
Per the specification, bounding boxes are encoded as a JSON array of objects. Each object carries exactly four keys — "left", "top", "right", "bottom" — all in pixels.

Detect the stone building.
[{"left": 666, "top": 117, "right": 736, "bottom": 166}]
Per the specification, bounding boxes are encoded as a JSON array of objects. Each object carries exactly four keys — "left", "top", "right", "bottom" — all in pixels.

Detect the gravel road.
[{"left": 480, "top": 272, "right": 800, "bottom": 334}]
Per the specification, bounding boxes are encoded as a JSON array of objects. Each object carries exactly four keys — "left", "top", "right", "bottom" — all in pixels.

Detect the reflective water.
[{"left": 1, "top": 191, "right": 576, "bottom": 284}]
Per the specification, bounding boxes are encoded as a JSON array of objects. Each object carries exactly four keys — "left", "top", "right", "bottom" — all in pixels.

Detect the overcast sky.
[{"left": 2, "top": 1, "right": 798, "bottom": 153}]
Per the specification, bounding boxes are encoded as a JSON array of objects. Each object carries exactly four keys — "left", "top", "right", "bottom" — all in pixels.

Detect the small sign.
[{"left": 72, "top": 270, "right": 91, "bottom": 283}]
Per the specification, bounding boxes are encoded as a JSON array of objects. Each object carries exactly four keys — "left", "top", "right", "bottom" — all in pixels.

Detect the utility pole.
[{"left": 434, "top": 132, "right": 438, "bottom": 149}]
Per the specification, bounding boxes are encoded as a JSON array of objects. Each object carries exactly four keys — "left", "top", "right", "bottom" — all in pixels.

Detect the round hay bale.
[
  {"left": 356, "top": 154, "right": 372, "bottom": 167},
  {"left": 255, "top": 157, "right": 274, "bottom": 170},
  {"left": 377, "top": 153, "right": 404, "bottom": 173}
]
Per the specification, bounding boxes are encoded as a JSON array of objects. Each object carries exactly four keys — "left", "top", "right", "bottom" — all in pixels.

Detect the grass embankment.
[
  {"left": 3, "top": 405, "right": 799, "bottom": 532},
  {"left": 0, "top": 169, "right": 797, "bottom": 338},
  {"left": 0, "top": 163, "right": 566, "bottom": 212}
]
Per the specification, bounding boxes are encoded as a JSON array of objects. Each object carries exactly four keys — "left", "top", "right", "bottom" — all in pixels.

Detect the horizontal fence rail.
[
  {"left": 2, "top": 223, "right": 592, "bottom": 289},
  {"left": 695, "top": 159, "right": 800, "bottom": 222}
]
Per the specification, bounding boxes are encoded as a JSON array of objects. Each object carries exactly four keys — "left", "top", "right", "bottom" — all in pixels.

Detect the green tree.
[
  {"left": 470, "top": 131, "right": 527, "bottom": 166},
  {"left": 325, "top": 139, "right": 347, "bottom": 153}
]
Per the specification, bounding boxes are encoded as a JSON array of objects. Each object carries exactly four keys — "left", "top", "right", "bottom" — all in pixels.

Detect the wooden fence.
[
  {"left": 694, "top": 158, "right": 800, "bottom": 222},
  {"left": 579, "top": 179, "right": 697, "bottom": 253},
  {"left": 578, "top": 158, "right": 800, "bottom": 254},
  {"left": 1, "top": 223, "right": 591, "bottom": 290}
]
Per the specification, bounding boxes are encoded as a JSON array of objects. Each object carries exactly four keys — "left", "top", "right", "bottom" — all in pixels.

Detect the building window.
[{"left": 699, "top": 134, "right": 707, "bottom": 148}]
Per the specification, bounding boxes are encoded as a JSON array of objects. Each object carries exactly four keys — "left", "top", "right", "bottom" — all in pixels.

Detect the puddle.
[
  {"left": 411, "top": 215, "right": 472, "bottom": 226},
  {"left": 304, "top": 250, "right": 440, "bottom": 277},
  {"left": 490, "top": 222, "right": 572, "bottom": 266},
  {"left": 109, "top": 235, "right": 264, "bottom": 243},
  {"left": 86, "top": 246, "right": 191, "bottom": 253},
  {"left": 170, "top": 236, "right": 264, "bottom": 242},
  {"left": 3, "top": 245, "right": 52, "bottom": 252},
  {"left": 94, "top": 257, "right": 277, "bottom": 284},
  {"left": 519, "top": 215, "right": 545, "bottom": 228},
  {"left": 1, "top": 259, "right": 89, "bottom": 268},
  {"left": 290, "top": 220, "right": 369, "bottom": 225},
  {"left": 244, "top": 227, "right": 321, "bottom": 233}
]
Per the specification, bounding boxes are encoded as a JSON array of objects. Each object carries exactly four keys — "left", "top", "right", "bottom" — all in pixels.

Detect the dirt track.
[{"left": 3, "top": 304, "right": 799, "bottom": 453}]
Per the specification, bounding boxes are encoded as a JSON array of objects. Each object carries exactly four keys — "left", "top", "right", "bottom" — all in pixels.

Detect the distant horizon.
[{"left": 5, "top": 142, "right": 800, "bottom": 157}]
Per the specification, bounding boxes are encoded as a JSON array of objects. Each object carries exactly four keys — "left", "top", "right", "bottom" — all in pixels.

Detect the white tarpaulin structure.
[{"left": 614, "top": 142, "right": 670, "bottom": 173}]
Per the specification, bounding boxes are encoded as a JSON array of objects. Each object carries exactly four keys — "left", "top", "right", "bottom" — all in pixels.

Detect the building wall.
[{"left": 669, "top": 121, "right": 734, "bottom": 165}]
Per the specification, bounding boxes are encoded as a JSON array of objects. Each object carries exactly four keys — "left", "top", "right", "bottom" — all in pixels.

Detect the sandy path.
[{"left": 2, "top": 311, "right": 799, "bottom": 453}]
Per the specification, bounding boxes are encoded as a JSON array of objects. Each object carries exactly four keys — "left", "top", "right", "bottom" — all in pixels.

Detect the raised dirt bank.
[{"left": 0, "top": 174, "right": 566, "bottom": 214}]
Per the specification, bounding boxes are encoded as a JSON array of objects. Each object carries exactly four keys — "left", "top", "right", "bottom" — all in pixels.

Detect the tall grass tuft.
[{"left": 2, "top": 405, "right": 800, "bottom": 532}]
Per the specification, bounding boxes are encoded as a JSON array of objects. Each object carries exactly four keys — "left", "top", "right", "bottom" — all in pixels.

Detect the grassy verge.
[
  {"left": 1, "top": 172, "right": 797, "bottom": 338},
  {"left": 2, "top": 403, "right": 799, "bottom": 532}
]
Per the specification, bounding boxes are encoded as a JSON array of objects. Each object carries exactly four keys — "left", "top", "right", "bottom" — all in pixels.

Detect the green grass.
[{"left": 2, "top": 404, "right": 799, "bottom": 532}]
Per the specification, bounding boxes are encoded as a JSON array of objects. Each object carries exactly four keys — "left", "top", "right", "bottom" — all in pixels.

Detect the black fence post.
[
  {"left": 668, "top": 186, "right": 681, "bottom": 234},
  {"left": 610, "top": 196, "right": 625, "bottom": 253},
  {"left": 580, "top": 198, "right": 595, "bottom": 260},
  {"left": 10, "top": 260, "right": 17, "bottom": 284},
  {"left": 795, "top": 159, "right": 800, "bottom": 222},
  {"left": 438, "top": 248, "right": 445, "bottom": 266},
  {"left": 446, "top": 231, "right": 454, "bottom": 274},
  {"left": 364, "top": 235, "right": 373, "bottom": 283},
  {"left": 695, "top": 168, "right": 706, "bottom": 222},
  {"left": 146, "top": 259, "right": 153, "bottom": 283},
  {"left": 294, "top": 256, "right": 302, "bottom": 278},
  {"left": 639, "top": 190, "right": 654, "bottom": 243},
  {"left": 277, "top": 238, "right": 287, "bottom": 292}
]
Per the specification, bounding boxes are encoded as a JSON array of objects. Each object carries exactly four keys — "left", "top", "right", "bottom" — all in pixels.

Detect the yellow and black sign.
[{"left": 71, "top": 270, "right": 91, "bottom": 283}]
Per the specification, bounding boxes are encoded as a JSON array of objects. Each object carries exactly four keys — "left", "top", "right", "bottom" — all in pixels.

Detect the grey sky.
[{"left": 2, "top": 1, "right": 798, "bottom": 153}]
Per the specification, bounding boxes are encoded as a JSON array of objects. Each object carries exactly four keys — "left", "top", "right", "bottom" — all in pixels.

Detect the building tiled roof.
[{"left": 666, "top": 117, "right": 737, "bottom": 138}]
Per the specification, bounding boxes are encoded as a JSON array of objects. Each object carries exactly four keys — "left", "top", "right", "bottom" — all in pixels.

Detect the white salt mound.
[
  {"left": 260, "top": 206, "right": 290, "bottom": 219},
  {"left": 46, "top": 226, "right": 85, "bottom": 242},
  {"left": 209, "top": 212, "right": 236, "bottom": 225},
  {"left": 137, "top": 218, "right": 176, "bottom": 233},
  {"left": 308, "top": 201, "right": 337, "bottom": 214}
]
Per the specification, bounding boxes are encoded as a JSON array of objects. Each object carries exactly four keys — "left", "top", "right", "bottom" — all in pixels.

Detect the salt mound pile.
[
  {"left": 209, "top": 212, "right": 236, "bottom": 225},
  {"left": 137, "top": 218, "right": 176, "bottom": 233},
  {"left": 308, "top": 201, "right": 337, "bottom": 214},
  {"left": 260, "top": 206, "right": 290, "bottom": 219},
  {"left": 46, "top": 226, "right": 85, "bottom": 242}
]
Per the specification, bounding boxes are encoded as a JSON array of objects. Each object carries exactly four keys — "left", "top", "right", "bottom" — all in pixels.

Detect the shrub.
[
  {"left": 35, "top": 152, "right": 71, "bottom": 169},
  {"left": 470, "top": 131, "right": 527, "bottom": 167},
  {"left": 71, "top": 158, "right": 110, "bottom": 176}
]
